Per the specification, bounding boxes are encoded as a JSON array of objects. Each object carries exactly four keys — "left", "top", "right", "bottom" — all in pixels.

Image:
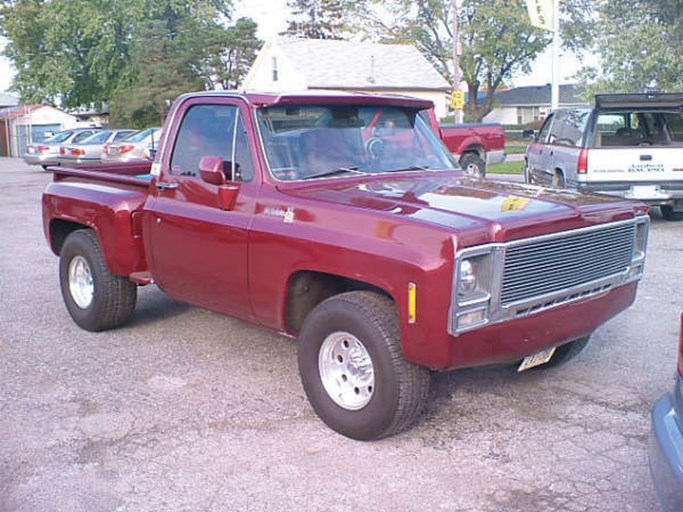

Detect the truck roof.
[
  {"left": 175, "top": 90, "right": 435, "bottom": 109},
  {"left": 595, "top": 92, "right": 683, "bottom": 110}
]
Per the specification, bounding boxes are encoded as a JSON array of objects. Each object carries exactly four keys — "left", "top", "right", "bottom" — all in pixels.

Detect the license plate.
[
  {"left": 626, "top": 185, "right": 667, "bottom": 199},
  {"left": 517, "top": 347, "right": 556, "bottom": 372}
]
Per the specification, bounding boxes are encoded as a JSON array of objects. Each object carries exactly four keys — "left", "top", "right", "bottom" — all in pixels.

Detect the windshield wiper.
[
  {"left": 303, "top": 166, "right": 367, "bottom": 179},
  {"left": 387, "top": 165, "right": 431, "bottom": 172}
]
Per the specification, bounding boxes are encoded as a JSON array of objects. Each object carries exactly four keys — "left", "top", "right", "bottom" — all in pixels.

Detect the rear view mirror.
[
  {"left": 198, "top": 155, "right": 226, "bottom": 185},
  {"left": 198, "top": 155, "right": 240, "bottom": 211}
]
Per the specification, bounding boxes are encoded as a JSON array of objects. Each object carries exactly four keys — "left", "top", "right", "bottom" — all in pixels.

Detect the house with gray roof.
[
  {"left": 483, "top": 84, "right": 589, "bottom": 125},
  {"left": 242, "top": 38, "right": 452, "bottom": 118}
]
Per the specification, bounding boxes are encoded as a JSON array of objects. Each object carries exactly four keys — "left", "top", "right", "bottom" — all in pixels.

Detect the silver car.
[
  {"left": 57, "top": 129, "right": 136, "bottom": 165},
  {"left": 102, "top": 127, "right": 161, "bottom": 162},
  {"left": 23, "top": 128, "right": 100, "bottom": 168}
]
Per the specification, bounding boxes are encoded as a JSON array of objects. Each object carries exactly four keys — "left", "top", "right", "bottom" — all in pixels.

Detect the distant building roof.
[
  {"left": 0, "top": 92, "right": 19, "bottom": 108},
  {"left": 270, "top": 38, "right": 450, "bottom": 91},
  {"left": 0, "top": 104, "right": 42, "bottom": 120},
  {"left": 494, "top": 84, "right": 588, "bottom": 107}
]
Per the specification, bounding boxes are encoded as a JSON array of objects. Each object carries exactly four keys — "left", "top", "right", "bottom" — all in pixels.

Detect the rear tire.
[
  {"left": 459, "top": 153, "right": 486, "bottom": 178},
  {"left": 661, "top": 205, "right": 683, "bottom": 221},
  {"left": 297, "top": 291, "right": 430, "bottom": 440},
  {"left": 59, "top": 229, "right": 137, "bottom": 332},
  {"left": 551, "top": 170, "right": 566, "bottom": 188}
]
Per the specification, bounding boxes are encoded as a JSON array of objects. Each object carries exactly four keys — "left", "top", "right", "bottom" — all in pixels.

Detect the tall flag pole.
[{"left": 525, "top": 0, "right": 560, "bottom": 110}]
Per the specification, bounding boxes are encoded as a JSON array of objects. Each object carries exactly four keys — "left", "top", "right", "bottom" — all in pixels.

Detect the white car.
[{"left": 23, "top": 128, "right": 100, "bottom": 169}]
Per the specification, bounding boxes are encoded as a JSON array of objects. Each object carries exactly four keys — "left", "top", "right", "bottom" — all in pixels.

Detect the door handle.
[{"left": 156, "top": 182, "right": 178, "bottom": 190}]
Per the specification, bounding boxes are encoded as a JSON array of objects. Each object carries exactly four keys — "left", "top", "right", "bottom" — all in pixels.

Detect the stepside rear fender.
[{"left": 42, "top": 180, "right": 149, "bottom": 277}]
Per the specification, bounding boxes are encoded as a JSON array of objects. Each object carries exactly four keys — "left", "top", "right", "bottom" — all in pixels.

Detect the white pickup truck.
[{"left": 524, "top": 92, "right": 683, "bottom": 220}]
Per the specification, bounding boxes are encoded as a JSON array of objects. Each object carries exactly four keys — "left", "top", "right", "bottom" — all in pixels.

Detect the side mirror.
[
  {"left": 199, "top": 155, "right": 226, "bottom": 185},
  {"left": 522, "top": 129, "right": 536, "bottom": 140},
  {"left": 198, "top": 155, "right": 240, "bottom": 211}
]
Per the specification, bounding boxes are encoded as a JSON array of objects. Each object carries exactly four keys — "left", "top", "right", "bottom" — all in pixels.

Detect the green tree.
[
  {"left": 576, "top": 0, "right": 683, "bottom": 95},
  {"left": 0, "top": 0, "right": 261, "bottom": 124},
  {"left": 361, "top": 0, "right": 595, "bottom": 121},
  {"left": 282, "top": 0, "right": 353, "bottom": 39},
  {"left": 197, "top": 17, "right": 262, "bottom": 90},
  {"left": 0, "top": 0, "right": 134, "bottom": 108}
]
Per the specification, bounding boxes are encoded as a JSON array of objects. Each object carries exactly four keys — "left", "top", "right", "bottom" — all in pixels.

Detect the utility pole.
[
  {"left": 550, "top": 0, "right": 560, "bottom": 111},
  {"left": 451, "top": 0, "right": 463, "bottom": 123}
]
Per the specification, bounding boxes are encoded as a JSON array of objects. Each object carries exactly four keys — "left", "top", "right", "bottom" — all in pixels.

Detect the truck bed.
[{"left": 48, "top": 160, "right": 154, "bottom": 186}]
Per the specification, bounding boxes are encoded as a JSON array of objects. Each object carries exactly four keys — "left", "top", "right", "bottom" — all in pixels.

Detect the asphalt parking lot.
[{"left": 1, "top": 158, "right": 680, "bottom": 512}]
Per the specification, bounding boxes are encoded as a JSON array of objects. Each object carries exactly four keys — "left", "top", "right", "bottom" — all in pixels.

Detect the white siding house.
[
  {"left": 242, "top": 38, "right": 452, "bottom": 119},
  {"left": 483, "top": 84, "right": 589, "bottom": 125},
  {"left": 0, "top": 105, "right": 81, "bottom": 156}
]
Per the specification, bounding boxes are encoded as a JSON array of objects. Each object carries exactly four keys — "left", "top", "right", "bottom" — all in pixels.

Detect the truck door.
[{"left": 144, "top": 98, "right": 259, "bottom": 321}]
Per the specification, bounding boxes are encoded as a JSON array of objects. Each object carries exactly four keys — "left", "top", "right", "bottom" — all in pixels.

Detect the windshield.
[
  {"left": 256, "top": 104, "right": 458, "bottom": 181},
  {"left": 81, "top": 131, "right": 113, "bottom": 144},
  {"left": 124, "top": 128, "right": 158, "bottom": 143},
  {"left": 44, "top": 130, "right": 74, "bottom": 143}
]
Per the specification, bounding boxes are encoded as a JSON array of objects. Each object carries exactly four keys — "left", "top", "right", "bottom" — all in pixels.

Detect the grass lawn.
[
  {"left": 488, "top": 160, "right": 524, "bottom": 175},
  {"left": 504, "top": 143, "right": 528, "bottom": 154}
]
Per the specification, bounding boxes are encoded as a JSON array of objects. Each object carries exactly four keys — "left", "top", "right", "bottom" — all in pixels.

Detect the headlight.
[
  {"left": 458, "top": 259, "right": 477, "bottom": 294},
  {"left": 451, "top": 249, "right": 495, "bottom": 334},
  {"left": 456, "top": 254, "right": 492, "bottom": 303}
]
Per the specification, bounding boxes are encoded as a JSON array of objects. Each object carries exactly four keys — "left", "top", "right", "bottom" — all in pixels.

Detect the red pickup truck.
[
  {"left": 43, "top": 91, "right": 649, "bottom": 440},
  {"left": 422, "top": 109, "right": 506, "bottom": 177}
]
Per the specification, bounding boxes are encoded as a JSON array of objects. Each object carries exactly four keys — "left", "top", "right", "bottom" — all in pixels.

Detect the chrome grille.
[{"left": 500, "top": 223, "right": 635, "bottom": 305}]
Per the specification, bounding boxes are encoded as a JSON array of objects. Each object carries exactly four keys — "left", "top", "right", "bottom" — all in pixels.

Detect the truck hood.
[{"left": 282, "top": 173, "right": 642, "bottom": 242}]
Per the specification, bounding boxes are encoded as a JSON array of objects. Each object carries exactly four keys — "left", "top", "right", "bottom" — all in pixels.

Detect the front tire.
[
  {"left": 59, "top": 229, "right": 137, "bottom": 332},
  {"left": 297, "top": 291, "right": 430, "bottom": 440}
]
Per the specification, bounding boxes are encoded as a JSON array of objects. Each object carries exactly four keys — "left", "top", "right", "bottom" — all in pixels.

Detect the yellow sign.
[
  {"left": 501, "top": 195, "right": 531, "bottom": 212},
  {"left": 450, "top": 90, "right": 465, "bottom": 110}
]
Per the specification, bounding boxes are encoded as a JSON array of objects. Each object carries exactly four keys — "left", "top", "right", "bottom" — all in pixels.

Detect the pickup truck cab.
[
  {"left": 525, "top": 92, "right": 683, "bottom": 220},
  {"left": 43, "top": 91, "right": 649, "bottom": 440}
]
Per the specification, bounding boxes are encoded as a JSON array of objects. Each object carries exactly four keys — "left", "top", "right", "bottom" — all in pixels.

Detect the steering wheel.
[{"left": 365, "top": 137, "right": 385, "bottom": 161}]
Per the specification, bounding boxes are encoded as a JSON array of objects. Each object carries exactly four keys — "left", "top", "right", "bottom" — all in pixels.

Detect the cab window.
[{"left": 169, "top": 104, "right": 253, "bottom": 182}]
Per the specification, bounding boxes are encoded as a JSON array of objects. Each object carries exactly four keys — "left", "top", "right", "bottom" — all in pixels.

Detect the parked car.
[
  {"left": 102, "top": 127, "right": 161, "bottom": 162},
  {"left": 650, "top": 313, "right": 683, "bottom": 512},
  {"left": 524, "top": 92, "right": 683, "bottom": 220},
  {"left": 23, "top": 128, "right": 101, "bottom": 169},
  {"left": 57, "top": 129, "right": 136, "bottom": 165}
]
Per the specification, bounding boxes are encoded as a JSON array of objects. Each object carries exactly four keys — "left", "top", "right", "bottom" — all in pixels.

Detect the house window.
[{"left": 272, "top": 57, "right": 278, "bottom": 82}]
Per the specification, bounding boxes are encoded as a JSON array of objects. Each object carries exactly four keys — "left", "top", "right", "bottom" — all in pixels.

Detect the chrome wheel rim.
[
  {"left": 68, "top": 255, "right": 94, "bottom": 309},
  {"left": 319, "top": 332, "right": 375, "bottom": 410},
  {"left": 464, "top": 163, "right": 480, "bottom": 177}
]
